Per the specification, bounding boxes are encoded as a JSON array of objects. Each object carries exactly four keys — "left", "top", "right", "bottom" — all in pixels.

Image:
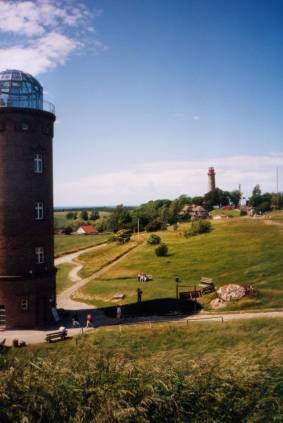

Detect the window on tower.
[
  {"left": 33, "top": 153, "right": 43, "bottom": 173},
  {"left": 21, "top": 298, "right": 28, "bottom": 311},
  {"left": 35, "top": 247, "right": 44, "bottom": 264},
  {"left": 21, "top": 122, "right": 29, "bottom": 131},
  {"left": 35, "top": 202, "right": 44, "bottom": 220}
]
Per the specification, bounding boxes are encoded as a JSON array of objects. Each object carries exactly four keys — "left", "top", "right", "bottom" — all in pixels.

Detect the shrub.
[
  {"left": 147, "top": 234, "right": 161, "bottom": 245},
  {"left": 113, "top": 229, "right": 132, "bottom": 244},
  {"left": 155, "top": 243, "right": 168, "bottom": 256},
  {"left": 185, "top": 219, "right": 212, "bottom": 237},
  {"left": 62, "top": 225, "right": 73, "bottom": 235}
]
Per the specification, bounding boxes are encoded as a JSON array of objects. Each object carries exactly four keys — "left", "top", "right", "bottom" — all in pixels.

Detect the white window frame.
[
  {"left": 33, "top": 153, "right": 43, "bottom": 174},
  {"left": 35, "top": 202, "right": 44, "bottom": 220},
  {"left": 21, "top": 298, "right": 28, "bottom": 311},
  {"left": 35, "top": 247, "right": 44, "bottom": 264}
]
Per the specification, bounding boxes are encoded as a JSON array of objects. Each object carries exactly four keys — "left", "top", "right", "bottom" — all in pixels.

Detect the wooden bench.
[{"left": 45, "top": 329, "right": 68, "bottom": 343}]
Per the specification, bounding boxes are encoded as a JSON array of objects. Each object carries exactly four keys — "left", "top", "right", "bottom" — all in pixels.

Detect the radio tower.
[{"left": 208, "top": 167, "right": 216, "bottom": 192}]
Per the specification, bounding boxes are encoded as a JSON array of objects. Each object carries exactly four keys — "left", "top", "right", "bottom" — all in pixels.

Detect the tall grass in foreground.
[
  {"left": 1, "top": 351, "right": 282, "bottom": 422},
  {"left": 1, "top": 319, "right": 283, "bottom": 422}
]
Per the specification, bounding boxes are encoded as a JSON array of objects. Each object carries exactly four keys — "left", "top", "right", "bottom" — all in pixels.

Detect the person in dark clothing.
[{"left": 136, "top": 287, "right": 143, "bottom": 303}]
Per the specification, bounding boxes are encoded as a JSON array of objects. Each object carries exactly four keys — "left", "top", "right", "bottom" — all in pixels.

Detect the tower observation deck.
[
  {"left": 0, "top": 69, "right": 56, "bottom": 329},
  {"left": 0, "top": 69, "right": 54, "bottom": 113}
]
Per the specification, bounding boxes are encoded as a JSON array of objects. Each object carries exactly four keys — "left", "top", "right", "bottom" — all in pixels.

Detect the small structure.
[
  {"left": 76, "top": 225, "right": 97, "bottom": 235},
  {"left": 178, "top": 204, "right": 209, "bottom": 219}
]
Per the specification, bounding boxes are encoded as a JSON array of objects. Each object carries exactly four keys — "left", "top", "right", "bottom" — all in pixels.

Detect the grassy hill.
[
  {"left": 1, "top": 319, "right": 283, "bottom": 422},
  {"left": 73, "top": 219, "right": 283, "bottom": 311}
]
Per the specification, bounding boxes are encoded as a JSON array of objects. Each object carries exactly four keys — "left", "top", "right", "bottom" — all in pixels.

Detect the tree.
[
  {"left": 228, "top": 190, "right": 241, "bottom": 208},
  {"left": 252, "top": 184, "right": 261, "bottom": 196},
  {"left": 66, "top": 211, "right": 75, "bottom": 219},
  {"left": 203, "top": 188, "right": 229, "bottom": 210},
  {"left": 80, "top": 210, "right": 89, "bottom": 221},
  {"left": 107, "top": 205, "right": 132, "bottom": 232},
  {"left": 90, "top": 210, "right": 100, "bottom": 221}
]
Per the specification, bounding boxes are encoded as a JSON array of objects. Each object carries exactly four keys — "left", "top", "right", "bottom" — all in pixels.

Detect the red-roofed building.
[{"left": 76, "top": 225, "right": 97, "bottom": 235}]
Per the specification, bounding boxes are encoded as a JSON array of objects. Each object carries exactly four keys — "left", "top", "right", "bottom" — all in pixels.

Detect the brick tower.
[
  {"left": 208, "top": 167, "right": 216, "bottom": 192},
  {"left": 0, "top": 70, "right": 56, "bottom": 329}
]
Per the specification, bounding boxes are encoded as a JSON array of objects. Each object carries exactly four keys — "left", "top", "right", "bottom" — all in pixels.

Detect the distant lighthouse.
[{"left": 208, "top": 167, "right": 216, "bottom": 192}]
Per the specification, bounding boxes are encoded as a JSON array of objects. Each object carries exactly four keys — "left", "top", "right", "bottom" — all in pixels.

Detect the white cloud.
[
  {"left": 0, "top": 32, "right": 78, "bottom": 75},
  {"left": 0, "top": 0, "right": 106, "bottom": 75},
  {"left": 54, "top": 153, "right": 283, "bottom": 206}
]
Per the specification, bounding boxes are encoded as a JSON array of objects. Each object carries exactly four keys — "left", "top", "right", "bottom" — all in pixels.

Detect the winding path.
[{"left": 56, "top": 243, "right": 139, "bottom": 311}]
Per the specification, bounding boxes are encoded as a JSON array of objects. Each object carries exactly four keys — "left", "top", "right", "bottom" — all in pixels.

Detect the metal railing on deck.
[{"left": 0, "top": 97, "right": 55, "bottom": 114}]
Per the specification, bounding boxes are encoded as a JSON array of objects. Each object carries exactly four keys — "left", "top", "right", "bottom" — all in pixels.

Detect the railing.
[{"left": 0, "top": 97, "right": 55, "bottom": 114}]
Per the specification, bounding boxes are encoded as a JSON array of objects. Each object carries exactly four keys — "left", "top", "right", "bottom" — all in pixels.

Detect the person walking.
[
  {"left": 136, "top": 287, "right": 143, "bottom": 303},
  {"left": 86, "top": 313, "right": 93, "bottom": 328},
  {"left": 72, "top": 312, "right": 80, "bottom": 327},
  {"left": 116, "top": 305, "right": 122, "bottom": 320}
]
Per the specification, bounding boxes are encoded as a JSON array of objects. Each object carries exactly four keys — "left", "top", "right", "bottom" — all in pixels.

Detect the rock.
[
  {"left": 210, "top": 298, "right": 226, "bottom": 309},
  {"left": 112, "top": 293, "right": 125, "bottom": 300},
  {"left": 217, "top": 284, "right": 246, "bottom": 302}
]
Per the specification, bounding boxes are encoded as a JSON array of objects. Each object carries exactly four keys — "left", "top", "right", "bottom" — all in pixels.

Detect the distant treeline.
[{"left": 54, "top": 206, "right": 136, "bottom": 212}]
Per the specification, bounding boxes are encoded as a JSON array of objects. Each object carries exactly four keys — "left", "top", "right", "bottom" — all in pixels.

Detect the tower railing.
[{"left": 0, "top": 97, "right": 55, "bottom": 114}]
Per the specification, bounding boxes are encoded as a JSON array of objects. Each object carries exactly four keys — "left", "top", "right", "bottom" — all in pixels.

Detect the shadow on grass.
[{"left": 100, "top": 298, "right": 202, "bottom": 318}]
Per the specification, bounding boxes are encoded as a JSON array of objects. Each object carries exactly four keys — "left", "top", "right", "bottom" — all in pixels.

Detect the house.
[
  {"left": 76, "top": 225, "right": 97, "bottom": 235},
  {"left": 178, "top": 204, "right": 209, "bottom": 219}
]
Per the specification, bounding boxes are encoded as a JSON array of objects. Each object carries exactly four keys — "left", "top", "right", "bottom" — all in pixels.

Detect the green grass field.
[
  {"left": 2, "top": 319, "right": 283, "bottom": 422},
  {"left": 73, "top": 219, "right": 283, "bottom": 311},
  {"left": 54, "top": 234, "right": 111, "bottom": 257}
]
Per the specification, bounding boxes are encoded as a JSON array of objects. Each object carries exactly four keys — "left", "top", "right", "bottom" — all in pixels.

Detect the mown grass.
[
  {"left": 54, "top": 234, "right": 111, "bottom": 257},
  {"left": 74, "top": 219, "right": 283, "bottom": 310},
  {"left": 1, "top": 319, "right": 283, "bottom": 422},
  {"left": 56, "top": 263, "right": 75, "bottom": 294},
  {"left": 77, "top": 240, "right": 139, "bottom": 279}
]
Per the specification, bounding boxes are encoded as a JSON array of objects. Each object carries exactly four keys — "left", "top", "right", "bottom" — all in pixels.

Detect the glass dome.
[{"left": 0, "top": 69, "right": 43, "bottom": 110}]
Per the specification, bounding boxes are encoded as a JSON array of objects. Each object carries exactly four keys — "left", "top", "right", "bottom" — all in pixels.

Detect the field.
[
  {"left": 1, "top": 319, "right": 283, "bottom": 422},
  {"left": 73, "top": 219, "right": 283, "bottom": 311},
  {"left": 54, "top": 233, "right": 111, "bottom": 257}
]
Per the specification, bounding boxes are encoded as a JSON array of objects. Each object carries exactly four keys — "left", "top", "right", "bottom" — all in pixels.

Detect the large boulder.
[{"left": 217, "top": 284, "right": 246, "bottom": 302}]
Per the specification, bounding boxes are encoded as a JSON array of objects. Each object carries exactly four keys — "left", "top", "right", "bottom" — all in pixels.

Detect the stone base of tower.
[{"left": 0, "top": 274, "right": 56, "bottom": 329}]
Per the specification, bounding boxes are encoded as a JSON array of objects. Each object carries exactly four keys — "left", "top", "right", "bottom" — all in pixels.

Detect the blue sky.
[{"left": 0, "top": 0, "right": 282, "bottom": 205}]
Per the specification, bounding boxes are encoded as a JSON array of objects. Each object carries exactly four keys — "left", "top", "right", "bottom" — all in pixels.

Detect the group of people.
[
  {"left": 70, "top": 279, "right": 146, "bottom": 329},
  {"left": 71, "top": 312, "right": 93, "bottom": 328},
  {"left": 137, "top": 272, "right": 151, "bottom": 282}
]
